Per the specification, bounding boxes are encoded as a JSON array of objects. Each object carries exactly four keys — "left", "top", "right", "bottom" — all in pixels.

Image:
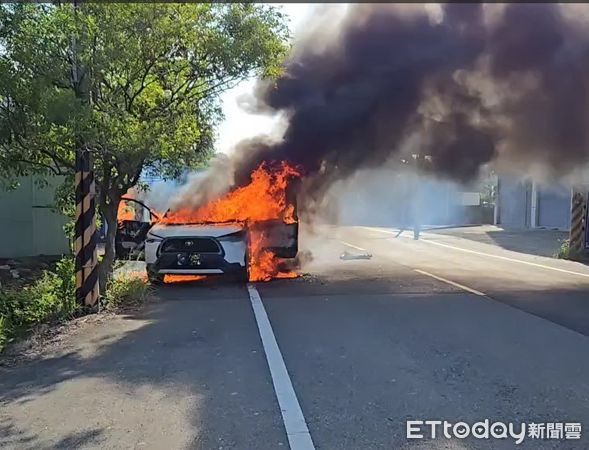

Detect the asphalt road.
[{"left": 2, "top": 225, "right": 589, "bottom": 449}]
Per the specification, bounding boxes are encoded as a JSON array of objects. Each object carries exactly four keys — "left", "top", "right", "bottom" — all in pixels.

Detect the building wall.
[
  {"left": 497, "top": 177, "right": 531, "bottom": 228},
  {"left": 0, "top": 177, "right": 70, "bottom": 258},
  {"left": 497, "top": 176, "right": 571, "bottom": 231},
  {"left": 536, "top": 184, "right": 571, "bottom": 230}
]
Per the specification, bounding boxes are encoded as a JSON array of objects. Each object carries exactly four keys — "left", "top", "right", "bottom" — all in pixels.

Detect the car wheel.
[
  {"left": 238, "top": 267, "right": 249, "bottom": 283},
  {"left": 147, "top": 270, "right": 164, "bottom": 285},
  {"left": 115, "top": 242, "right": 129, "bottom": 259}
]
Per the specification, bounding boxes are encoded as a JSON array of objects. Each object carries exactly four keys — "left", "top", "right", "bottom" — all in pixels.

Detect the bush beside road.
[
  {"left": 0, "top": 258, "right": 151, "bottom": 353},
  {"left": 0, "top": 257, "right": 76, "bottom": 352},
  {"left": 102, "top": 274, "right": 152, "bottom": 311}
]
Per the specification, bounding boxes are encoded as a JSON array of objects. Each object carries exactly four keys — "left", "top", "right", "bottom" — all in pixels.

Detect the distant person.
[
  {"left": 412, "top": 183, "right": 421, "bottom": 240},
  {"left": 395, "top": 173, "right": 421, "bottom": 240},
  {"left": 413, "top": 212, "right": 421, "bottom": 240},
  {"left": 395, "top": 195, "right": 409, "bottom": 238}
]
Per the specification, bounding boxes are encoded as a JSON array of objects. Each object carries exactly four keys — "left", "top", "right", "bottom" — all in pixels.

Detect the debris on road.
[{"left": 340, "top": 250, "right": 372, "bottom": 260}]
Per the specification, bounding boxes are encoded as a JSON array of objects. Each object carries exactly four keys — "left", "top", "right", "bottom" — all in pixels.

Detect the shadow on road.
[{"left": 0, "top": 280, "right": 284, "bottom": 449}]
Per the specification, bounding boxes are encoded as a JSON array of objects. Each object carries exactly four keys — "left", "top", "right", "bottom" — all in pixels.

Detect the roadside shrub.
[
  {"left": 0, "top": 257, "right": 77, "bottom": 352},
  {"left": 0, "top": 316, "right": 9, "bottom": 351},
  {"left": 103, "top": 274, "right": 151, "bottom": 310},
  {"left": 555, "top": 239, "right": 571, "bottom": 259},
  {"left": 52, "top": 257, "right": 77, "bottom": 314},
  {"left": 555, "top": 238, "right": 588, "bottom": 261}
]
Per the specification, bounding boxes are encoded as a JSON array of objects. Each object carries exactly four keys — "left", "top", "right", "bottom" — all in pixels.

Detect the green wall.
[{"left": 0, "top": 177, "right": 70, "bottom": 258}]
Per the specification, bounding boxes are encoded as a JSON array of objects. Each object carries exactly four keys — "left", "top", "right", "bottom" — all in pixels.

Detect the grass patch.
[
  {"left": 0, "top": 257, "right": 77, "bottom": 352},
  {"left": 555, "top": 239, "right": 571, "bottom": 259},
  {"left": 102, "top": 273, "right": 151, "bottom": 311},
  {"left": 555, "top": 238, "right": 589, "bottom": 262}
]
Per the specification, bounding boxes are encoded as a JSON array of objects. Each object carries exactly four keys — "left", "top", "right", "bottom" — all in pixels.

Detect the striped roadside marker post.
[
  {"left": 587, "top": 194, "right": 589, "bottom": 252},
  {"left": 74, "top": 149, "right": 100, "bottom": 307},
  {"left": 570, "top": 191, "right": 587, "bottom": 254}
]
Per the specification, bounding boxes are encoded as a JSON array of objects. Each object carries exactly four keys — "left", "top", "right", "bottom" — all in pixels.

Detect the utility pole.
[
  {"left": 72, "top": 1, "right": 99, "bottom": 307},
  {"left": 570, "top": 186, "right": 588, "bottom": 259}
]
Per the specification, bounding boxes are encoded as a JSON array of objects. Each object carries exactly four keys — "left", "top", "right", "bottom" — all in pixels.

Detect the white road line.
[
  {"left": 361, "top": 226, "right": 589, "bottom": 279},
  {"left": 247, "top": 284, "right": 315, "bottom": 450},
  {"left": 414, "top": 269, "right": 487, "bottom": 296},
  {"left": 341, "top": 240, "right": 368, "bottom": 251},
  {"left": 358, "top": 226, "right": 402, "bottom": 235}
]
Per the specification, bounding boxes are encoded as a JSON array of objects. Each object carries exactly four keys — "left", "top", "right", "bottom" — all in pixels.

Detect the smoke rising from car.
[
  {"left": 235, "top": 3, "right": 589, "bottom": 186},
  {"left": 300, "top": 162, "right": 483, "bottom": 227},
  {"left": 171, "top": 3, "right": 589, "bottom": 217}
]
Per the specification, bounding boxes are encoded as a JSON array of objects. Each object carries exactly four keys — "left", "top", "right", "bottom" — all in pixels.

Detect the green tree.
[{"left": 0, "top": 3, "right": 288, "bottom": 289}]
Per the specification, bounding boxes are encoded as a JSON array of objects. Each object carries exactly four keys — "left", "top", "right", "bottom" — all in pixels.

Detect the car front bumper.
[{"left": 147, "top": 252, "right": 246, "bottom": 277}]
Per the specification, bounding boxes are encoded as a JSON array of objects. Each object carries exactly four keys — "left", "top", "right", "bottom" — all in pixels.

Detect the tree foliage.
[{"left": 0, "top": 3, "right": 288, "bottom": 283}]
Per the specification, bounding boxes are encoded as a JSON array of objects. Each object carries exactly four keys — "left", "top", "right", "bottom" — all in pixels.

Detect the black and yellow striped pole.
[
  {"left": 71, "top": 1, "right": 98, "bottom": 307},
  {"left": 74, "top": 149, "right": 99, "bottom": 307},
  {"left": 570, "top": 190, "right": 587, "bottom": 254}
]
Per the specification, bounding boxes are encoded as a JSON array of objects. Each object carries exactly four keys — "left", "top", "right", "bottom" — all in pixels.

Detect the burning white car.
[
  {"left": 144, "top": 222, "right": 248, "bottom": 283},
  {"left": 143, "top": 220, "right": 298, "bottom": 283},
  {"left": 117, "top": 162, "right": 301, "bottom": 283}
]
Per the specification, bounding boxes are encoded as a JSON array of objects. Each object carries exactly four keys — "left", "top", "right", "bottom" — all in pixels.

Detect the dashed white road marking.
[
  {"left": 340, "top": 234, "right": 487, "bottom": 296},
  {"left": 247, "top": 284, "right": 315, "bottom": 450},
  {"left": 341, "top": 240, "right": 368, "bottom": 252},
  {"left": 414, "top": 269, "right": 487, "bottom": 296},
  {"left": 361, "top": 226, "right": 589, "bottom": 279}
]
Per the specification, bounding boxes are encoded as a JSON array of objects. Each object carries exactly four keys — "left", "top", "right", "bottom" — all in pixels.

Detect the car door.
[
  {"left": 249, "top": 220, "right": 299, "bottom": 259},
  {"left": 115, "top": 198, "right": 159, "bottom": 258}
]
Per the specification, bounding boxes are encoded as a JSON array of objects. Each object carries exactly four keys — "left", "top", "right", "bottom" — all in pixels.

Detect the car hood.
[{"left": 147, "top": 222, "right": 244, "bottom": 239}]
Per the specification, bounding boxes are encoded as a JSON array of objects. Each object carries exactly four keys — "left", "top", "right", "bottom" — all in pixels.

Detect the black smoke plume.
[{"left": 173, "top": 4, "right": 589, "bottom": 211}]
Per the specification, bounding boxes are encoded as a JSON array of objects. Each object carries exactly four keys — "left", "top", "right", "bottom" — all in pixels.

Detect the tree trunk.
[{"left": 99, "top": 199, "right": 119, "bottom": 294}]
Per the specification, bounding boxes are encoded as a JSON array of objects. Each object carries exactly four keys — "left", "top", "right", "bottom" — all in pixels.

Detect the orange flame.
[
  {"left": 164, "top": 162, "right": 300, "bottom": 225},
  {"left": 163, "top": 275, "right": 207, "bottom": 283},
  {"left": 163, "top": 162, "right": 301, "bottom": 282},
  {"left": 248, "top": 229, "right": 298, "bottom": 282},
  {"left": 117, "top": 198, "right": 135, "bottom": 222}
]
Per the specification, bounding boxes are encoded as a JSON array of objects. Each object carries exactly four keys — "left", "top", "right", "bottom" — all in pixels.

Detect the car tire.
[
  {"left": 148, "top": 274, "right": 165, "bottom": 285},
  {"left": 238, "top": 267, "right": 249, "bottom": 283},
  {"left": 115, "top": 242, "right": 129, "bottom": 259},
  {"left": 146, "top": 268, "right": 164, "bottom": 285}
]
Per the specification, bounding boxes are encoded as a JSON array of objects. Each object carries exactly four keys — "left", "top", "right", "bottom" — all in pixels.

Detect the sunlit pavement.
[{"left": 2, "top": 225, "right": 589, "bottom": 449}]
